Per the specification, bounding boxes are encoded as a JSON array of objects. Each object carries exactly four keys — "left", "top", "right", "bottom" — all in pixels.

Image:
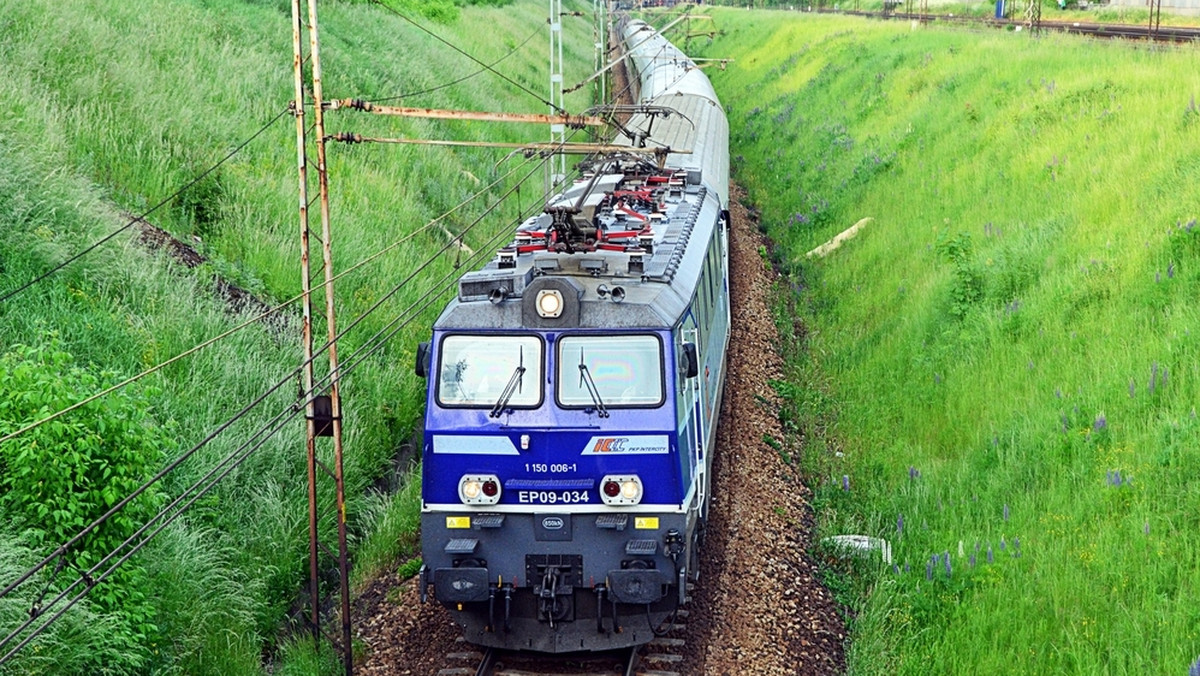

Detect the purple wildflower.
[
  {"left": 1144, "top": 520, "right": 1150, "bottom": 536},
  {"left": 1188, "top": 218, "right": 1197, "bottom": 232},
  {"left": 909, "top": 466, "right": 920, "bottom": 480},
  {"left": 926, "top": 558, "right": 934, "bottom": 581},
  {"left": 1000, "top": 536, "right": 1007, "bottom": 551},
  {"left": 1162, "top": 367, "right": 1169, "bottom": 389},
  {"left": 1061, "top": 414, "right": 1070, "bottom": 433},
  {"left": 1129, "top": 379, "right": 1136, "bottom": 398},
  {"left": 969, "top": 553, "right": 976, "bottom": 568},
  {"left": 842, "top": 475, "right": 850, "bottom": 491},
  {"left": 1055, "top": 387, "right": 1062, "bottom": 399},
  {"left": 1168, "top": 262, "right": 1175, "bottom": 279},
  {"left": 897, "top": 514, "right": 904, "bottom": 535},
  {"left": 893, "top": 564, "right": 901, "bottom": 575},
  {"left": 1003, "top": 504, "right": 1010, "bottom": 522},
  {"left": 1013, "top": 537, "right": 1021, "bottom": 557},
  {"left": 1189, "top": 655, "right": 1200, "bottom": 676},
  {"left": 905, "top": 562, "right": 911, "bottom": 574},
  {"left": 1093, "top": 414, "right": 1107, "bottom": 433},
  {"left": 987, "top": 546, "right": 994, "bottom": 564},
  {"left": 943, "top": 552, "right": 952, "bottom": 578}
]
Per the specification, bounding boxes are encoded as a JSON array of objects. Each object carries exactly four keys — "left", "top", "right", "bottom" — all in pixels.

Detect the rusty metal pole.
[
  {"left": 549, "top": 0, "right": 566, "bottom": 193},
  {"left": 304, "top": 0, "right": 353, "bottom": 673},
  {"left": 289, "top": 0, "right": 322, "bottom": 650}
]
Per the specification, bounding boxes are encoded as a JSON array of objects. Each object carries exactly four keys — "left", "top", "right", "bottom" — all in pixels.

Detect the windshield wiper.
[
  {"left": 490, "top": 346, "right": 526, "bottom": 418},
  {"left": 577, "top": 348, "right": 609, "bottom": 418}
]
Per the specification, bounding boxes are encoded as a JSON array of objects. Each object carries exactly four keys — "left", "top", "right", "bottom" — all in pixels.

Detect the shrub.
[{"left": 0, "top": 338, "right": 174, "bottom": 663}]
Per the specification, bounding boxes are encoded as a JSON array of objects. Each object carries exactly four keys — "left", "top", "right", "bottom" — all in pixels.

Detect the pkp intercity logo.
[{"left": 580, "top": 434, "right": 669, "bottom": 455}]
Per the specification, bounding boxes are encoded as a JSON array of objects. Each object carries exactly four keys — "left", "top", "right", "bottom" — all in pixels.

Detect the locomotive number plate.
[{"left": 517, "top": 490, "right": 590, "bottom": 505}]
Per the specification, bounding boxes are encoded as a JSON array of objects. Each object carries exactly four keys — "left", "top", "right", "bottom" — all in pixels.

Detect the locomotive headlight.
[
  {"left": 459, "top": 474, "right": 502, "bottom": 505},
  {"left": 535, "top": 289, "right": 564, "bottom": 318},
  {"left": 600, "top": 474, "right": 643, "bottom": 506},
  {"left": 621, "top": 480, "right": 640, "bottom": 500}
]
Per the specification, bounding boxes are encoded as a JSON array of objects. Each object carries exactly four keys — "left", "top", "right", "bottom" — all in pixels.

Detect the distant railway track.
[{"left": 819, "top": 8, "right": 1200, "bottom": 42}]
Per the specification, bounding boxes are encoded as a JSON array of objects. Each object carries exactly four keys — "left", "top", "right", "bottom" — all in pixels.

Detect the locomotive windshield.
[
  {"left": 557, "top": 335, "right": 664, "bottom": 407},
  {"left": 436, "top": 334, "right": 543, "bottom": 408}
]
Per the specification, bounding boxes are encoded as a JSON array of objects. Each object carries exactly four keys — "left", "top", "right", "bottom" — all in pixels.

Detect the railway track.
[
  {"left": 436, "top": 610, "right": 689, "bottom": 676},
  {"left": 824, "top": 8, "right": 1200, "bottom": 42}
]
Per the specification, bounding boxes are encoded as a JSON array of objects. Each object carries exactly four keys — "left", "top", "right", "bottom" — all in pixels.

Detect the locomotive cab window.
[
  {"left": 436, "top": 334, "right": 543, "bottom": 408},
  {"left": 556, "top": 334, "right": 664, "bottom": 408}
]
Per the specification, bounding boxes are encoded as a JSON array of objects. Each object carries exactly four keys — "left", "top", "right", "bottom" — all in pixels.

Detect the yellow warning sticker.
[
  {"left": 634, "top": 517, "right": 659, "bottom": 530},
  {"left": 446, "top": 516, "right": 471, "bottom": 529}
]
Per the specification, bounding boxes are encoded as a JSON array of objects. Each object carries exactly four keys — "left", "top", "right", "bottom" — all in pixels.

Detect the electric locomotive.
[{"left": 415, "top": 18, "right": 729, "bottom": 653}]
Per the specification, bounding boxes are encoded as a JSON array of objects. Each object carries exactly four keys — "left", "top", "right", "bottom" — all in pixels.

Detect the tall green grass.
[
  {"left": 698, "top": 10, "right": 1200, "bottom": 674},
  {"left": 0, "top": 0, "right": 597, "bottom": 673}
]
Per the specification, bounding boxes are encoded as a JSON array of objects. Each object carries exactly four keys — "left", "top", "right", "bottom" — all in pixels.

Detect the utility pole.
[
  {"left": 593, "top": 0, "right": 607, "bottom": 107},
  {"left": 1024, "top": 0, "right": 1042, "bottom": 33},
  {"left": 290, "top": 0, "right": 353, "bottom": 673},
  {"left": 549, "top": 0, "right": 567, "bottom": 193}
]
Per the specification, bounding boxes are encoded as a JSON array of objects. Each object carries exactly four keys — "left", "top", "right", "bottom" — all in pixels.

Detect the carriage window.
[
  {"left": 437, "top": 335, "right": 543, "bottom": 408},
  {"left": 557, "top": 335, "right": 664, "bottom": 407}
]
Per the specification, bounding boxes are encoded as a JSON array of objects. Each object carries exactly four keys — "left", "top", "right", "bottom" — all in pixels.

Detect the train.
[{"left": 415, "top": 15, "right": 730, "bottom": 653}]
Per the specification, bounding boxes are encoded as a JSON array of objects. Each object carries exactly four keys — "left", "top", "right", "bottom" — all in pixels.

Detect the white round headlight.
[
  {"left": 621, "top": 480, "right": 640, "bottom": 500},
  {"left": 536, "top": 289, "right": 564, "bottom": 318},
  {"left": 461, "top": 480, "right": 481, "bottom": 500}
]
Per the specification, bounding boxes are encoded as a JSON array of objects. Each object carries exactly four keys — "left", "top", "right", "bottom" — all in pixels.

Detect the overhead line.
[
  {"left": 0, "top": 154, "right": 538, "bottom": 449},
  {"left": 0, "top": 146, "right": 564, "bottom": 609},
  {"left": 364, "top": 0, "right": 560, "bottom": 113},
  {"left": 0, "top": 152, "right": 577, "bottom": 666},
  {"left": 0, "top": 108, "right": 291, "bottom": 305},
  {"left": 368, "top": 24, "right": 542, "bottom": 104}
]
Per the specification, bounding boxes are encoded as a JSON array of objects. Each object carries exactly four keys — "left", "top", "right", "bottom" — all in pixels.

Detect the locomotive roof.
[
  {"left": 433, "top": 166, "right": 721, "bottom": 332},
  {"left": 432, "top": 19, "right": 728, "bottom": 335}
]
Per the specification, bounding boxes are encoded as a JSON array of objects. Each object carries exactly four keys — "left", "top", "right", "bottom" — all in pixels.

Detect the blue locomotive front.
[{"left": 418, "top": 324, "right": 696, "bottom": 652}]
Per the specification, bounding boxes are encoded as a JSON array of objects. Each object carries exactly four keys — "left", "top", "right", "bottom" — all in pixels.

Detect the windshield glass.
[
  {"left": 557, "top": 335, "right": 663, "bottom": 407},
  {"left": 436, "top": 335, "right": 543, "bottom": 408}
]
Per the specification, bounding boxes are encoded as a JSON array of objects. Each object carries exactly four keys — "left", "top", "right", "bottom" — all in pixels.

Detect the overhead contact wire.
[
  {"left": 0, "top": 108, "right": 291, "bottom": 305},
  {"left": 364, "top": 0, "right": 559, "bottom": 113},
  {"left": 0, "top": 216, "right": 530, "bottom": 665},
  {"left": 0, "top": 155, "right": 538, "bottom": 449},
  {"left": 0, "top": 147, "right": 563, "bottom": 606},
  {"left": 368, "top": 25, "right": 542, "bottom": 104},
  {"left": 0, "top": 150, "right": 576, "bottom": 663}
]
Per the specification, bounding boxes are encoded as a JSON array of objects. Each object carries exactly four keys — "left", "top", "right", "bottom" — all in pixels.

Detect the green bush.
[{"left": 0, "top": 338, "right": 174, "bottom": 662}]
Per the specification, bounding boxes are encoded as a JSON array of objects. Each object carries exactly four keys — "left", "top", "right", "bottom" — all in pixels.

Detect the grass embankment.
[
  {"left": 694, "top": 10, "right": 1200, "bottom": 674},
  {"left": 0, "top": 0, "right": 595, "bottom": 673}
]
